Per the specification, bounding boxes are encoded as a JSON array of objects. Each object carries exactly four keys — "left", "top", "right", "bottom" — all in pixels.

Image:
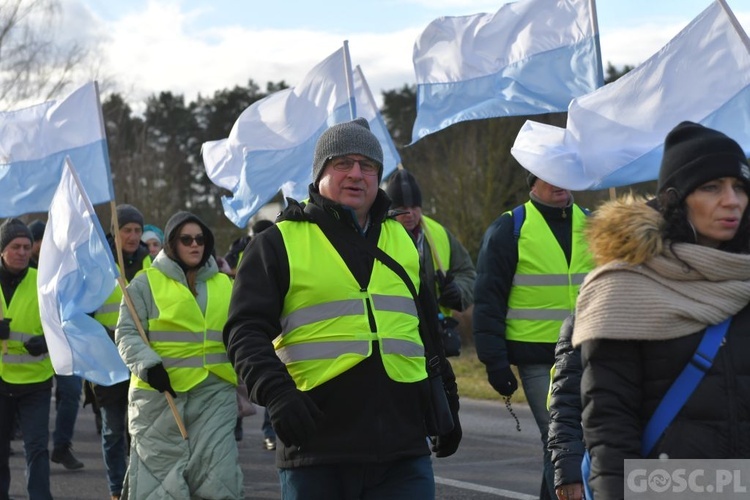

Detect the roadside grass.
[{"left": 450, "top": 345, "right": 527, "bottom": 404}]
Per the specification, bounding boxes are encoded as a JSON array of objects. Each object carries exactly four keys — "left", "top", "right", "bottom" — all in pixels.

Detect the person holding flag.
[
  {"left": 0, "top": 218, "right": 54, "bottom": 500},
  {"left": 115, "top": 211, "right": 242, "bottom": 499},
  {"left": 91, "top": 204, "right": 152, "bottom": 500}
]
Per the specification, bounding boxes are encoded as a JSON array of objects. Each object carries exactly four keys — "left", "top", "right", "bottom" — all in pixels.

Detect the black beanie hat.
[
  {"left": 312, "top": 118, "right": 384, "bottom": 186},
  {"left": 385, "top": 169, "right": 422, "bottom": 208},
  {"left": 114, "top": 204, "right": 144, "bottom": 231},
  {"left": 27, "top": 219, "right": 46, "bottom": 242},
  {"left": 658, "top": 121, "right": 750, "bottom": 200},
  {"left": 0, "top": 218, "right": 33, "bottom": 253},
  {"left": 164, "top": 211, "right": 215, "bottom": 269}
]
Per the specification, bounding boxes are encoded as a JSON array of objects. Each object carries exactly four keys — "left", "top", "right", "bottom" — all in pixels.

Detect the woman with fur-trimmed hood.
[{"left": 573, "top": 122, "right": 750, "bottom": 499}]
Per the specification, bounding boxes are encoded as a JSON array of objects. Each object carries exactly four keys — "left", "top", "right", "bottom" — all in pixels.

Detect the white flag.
[
  {"left": 38, "top": 158, "right": 127, "bottom": 385},
  {"left": 0, "top": 82, "right": 113, "bottom": 215},
  {"left": 203, "top": 47, "right": 401, "bottom": 228},
  {"left": 412, "top": 0, "right": 602, "bottom": 142},
  {"left": 511, "top": 0, "right": 750, "bottom": 191}
]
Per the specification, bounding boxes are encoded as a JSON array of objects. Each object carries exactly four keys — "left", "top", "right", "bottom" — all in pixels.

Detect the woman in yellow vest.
[{"left": 114, "top": 211, "right": 242, "bottom": 499}]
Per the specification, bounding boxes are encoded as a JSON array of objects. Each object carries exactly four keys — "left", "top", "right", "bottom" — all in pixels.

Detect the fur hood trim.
[{"left": 586, "top": 194, "right": 663, "bottom": 267}]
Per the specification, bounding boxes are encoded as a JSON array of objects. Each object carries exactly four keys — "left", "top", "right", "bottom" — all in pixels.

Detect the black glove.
[
  {"left": 431, "top": 394, "right": 462, "bottom": 458},
  {"left": 146, "top": 363, "right": 176, "bottom": 397},
  {"left": 0, "top": 318, "right": 10, "bottom": 341},
  {"left": 266, "top": 388, "right": 324, "bottom": 447},
  {"left": 487, "top": 366, "right": 518, "bottom": 397},
  {"left": 437, "top": 272, "right": 463, "bottom": 311},
  {"left": 23, "top": 335, "right": 48, "bottom": 356}
]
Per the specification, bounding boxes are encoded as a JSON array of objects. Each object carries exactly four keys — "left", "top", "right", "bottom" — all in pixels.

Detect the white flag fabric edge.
[
  {"left": 203, "top": 47, "right": 402, "bottom": 228},
  {"left": 511, "top": 0, "right": 750, "bottom": 191},
  {"left": 411, "top": 0, "right": 602, "bottom": 143},
  {"left": 38, "top": 157, "right": 127, "bottom": 385},
  {"left": 0, "top": 81, "right": 114, "bottom": 215}
]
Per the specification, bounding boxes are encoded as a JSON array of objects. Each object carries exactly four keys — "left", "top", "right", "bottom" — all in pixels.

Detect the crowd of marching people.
[{"left": 0, "top": 117, "right": 749, "bottom": 500}]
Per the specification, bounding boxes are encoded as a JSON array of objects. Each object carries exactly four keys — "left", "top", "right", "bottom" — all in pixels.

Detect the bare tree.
[{"left": 0, "top": 0, "right": 92, "bottom": 106}]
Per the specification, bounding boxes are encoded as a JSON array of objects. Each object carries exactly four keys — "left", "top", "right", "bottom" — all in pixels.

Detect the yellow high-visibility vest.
[
  {"left": 0, "top": 268, "right": 53, "bottom": 384},
  {"left": 131, "top": 267, "right": 236, "bottom": 392},
  {"left": 421, "top": 215, "right": 453, "bottom": 317},
  {"left": 276, "top": 219, "right": 427, "bottom": 391},
  {"left": 506, "top": 202, "right": 593, "bottom": 343},
  {"left": 95, "top": 256, "right": 152, "bottom": 329}
]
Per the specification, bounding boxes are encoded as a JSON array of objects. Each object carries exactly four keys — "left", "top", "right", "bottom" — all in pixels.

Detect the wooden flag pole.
[
  {"left": 117, "top": 276, "right": 188, "bottom": 439},
  {"left": 110, "top": 201, "right": 188, "bottom": 439}
]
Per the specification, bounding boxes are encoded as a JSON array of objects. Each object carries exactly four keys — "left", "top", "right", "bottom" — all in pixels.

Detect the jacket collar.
[{"left": 307, "top": 184, "right": 391, "bottom": 234}]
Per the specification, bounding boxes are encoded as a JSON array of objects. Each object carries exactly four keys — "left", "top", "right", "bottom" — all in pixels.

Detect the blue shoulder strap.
[
  {"left": 512, "top": 204, "right": 590, "bottom": 241},
  {"left": 512, "top": 204, "right": 525, "bottom": 240},
  {"left": 641, "top": 317, "right": 731, "bottom": 456}
]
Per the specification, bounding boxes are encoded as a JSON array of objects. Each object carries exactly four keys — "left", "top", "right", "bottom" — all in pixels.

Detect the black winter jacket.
[
  {"left": 224, "top": 185, "right": 459, "bottom": 468},
  {"left": 547, "top": 314, "right": 584, "bottom": 489},
  {"left": 582, "top": 306, "right": 750, "bottom": 498},
  {"left": 473, "top": 197, "right": 577, "bottom": 370}
]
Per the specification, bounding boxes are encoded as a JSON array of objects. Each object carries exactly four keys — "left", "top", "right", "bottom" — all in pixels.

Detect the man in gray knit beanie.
[
  {"left": 223, "top": 116, "right": 462, "bottom": 499},
  {"left": 312, "top": 117, "right": 384, "bottom": 186}
]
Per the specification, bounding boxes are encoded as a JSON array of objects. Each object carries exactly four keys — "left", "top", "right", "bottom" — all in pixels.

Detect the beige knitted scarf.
[{"left": 572, "top": 242, "right": 750, "bottom": 346}]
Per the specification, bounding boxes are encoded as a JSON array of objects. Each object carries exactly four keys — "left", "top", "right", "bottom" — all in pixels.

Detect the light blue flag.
[
  {"left": 203, "top": 50, "right": 401, "bottom": 228},
  {"left": 511, "top": 0, "right": 750, "bottom": 191},
  {"left": 0, "top": 81, "right": 113, "bottom": 216},
  {"left": 412, "top": 0, "right": 603, "bottom": 143},
  {"left": 37, "top": 158, "right": 127, "bottom": 386}
]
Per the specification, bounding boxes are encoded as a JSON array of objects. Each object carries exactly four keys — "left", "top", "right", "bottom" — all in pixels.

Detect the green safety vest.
[
  {"left": 276, "top": 219, "right": 427, "bottom": 391},
  {"left": 421, "top": 215, "right": 453, "bottom": 317},
  {"left": 0, "top": 268, "right": 54, "bottom": 384},
  {"left": 506, "top": 202, "right": 593, "bottom": 343},
  {"left": 94, "top": 256, "right": 152, "bottom": 329},
  {"left": 131, "top": 267, "right": 236, "bottom": 392}
]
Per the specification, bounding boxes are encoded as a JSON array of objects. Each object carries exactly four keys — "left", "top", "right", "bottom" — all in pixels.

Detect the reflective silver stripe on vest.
[
  {"left": 512, "top": 273, "right": 588, "bottom": 286},
  {"left": 370, "top": 295, "right": 417, "bottom": 317},
  {"left": 149, "top": 330, "right": 223, "bottom": 343},
  {"left": 281, "top": 299, "right": 365, "bottom": 334},
  {"left": 506, "top": 308, "right": 572, "bottom": 321},
  {"left": 8, "top": 331, "right": 37, "bottom": 343},
  {"left": 381, "top": 338, "right": 424, "bottom": 357},
  {"left": 3, "top": 353, "right": 47, "bottom": 364},
  {"left": 205, "top": 353, "right": 230, "bottom": 365},
  {"left": 206, "top": 330, "right": 223, "bottom": 343},
  {"left": 96, "top": 303, "right": 120, "bottom": 315},
  {"left": 161, "top": 353, "right": 229, "bottom": 369},
  {"left": 149, "top": 331, "right": 199, "bottom": 342},
  {"left": 275, "top": 340, "right": 369, "bottom": 364}
]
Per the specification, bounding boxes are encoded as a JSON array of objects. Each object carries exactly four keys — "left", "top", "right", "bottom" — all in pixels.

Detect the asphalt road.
[{"left": 9, "top": 398, "right": 542, "bottom": 499}]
